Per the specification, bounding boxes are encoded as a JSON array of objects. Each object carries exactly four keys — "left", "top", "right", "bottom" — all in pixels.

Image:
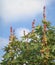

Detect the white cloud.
[
  {"left": 0, "top": 37, "right": 8, "bottom": 50},
  {"left": 15, "top": 28, "right": 30, "bottom": 40},
  {"left": 1, "top": 0, "right": 53, "bottom": 23}
]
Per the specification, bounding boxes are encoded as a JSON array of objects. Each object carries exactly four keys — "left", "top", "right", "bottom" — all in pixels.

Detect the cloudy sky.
[{"left": 0, "top": 0, "right": 55, "bottom": 61}]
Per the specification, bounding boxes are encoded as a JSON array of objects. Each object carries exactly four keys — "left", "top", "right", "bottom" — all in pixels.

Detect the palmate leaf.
[
  {"left": 52, "top": 45, "right": 55, "bottom": 52},
  {"left": 3, "top": 53, "right": 10, "bottom": 59}
]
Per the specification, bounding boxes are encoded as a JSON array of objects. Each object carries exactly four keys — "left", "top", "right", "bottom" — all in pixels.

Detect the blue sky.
[{"left": 0, "top": 0, "right": 55, "bottom": 61}]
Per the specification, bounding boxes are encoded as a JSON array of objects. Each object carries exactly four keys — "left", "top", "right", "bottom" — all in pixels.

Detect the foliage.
[{"left": 0, "top": 20, "right": 55, "bottom": 65}]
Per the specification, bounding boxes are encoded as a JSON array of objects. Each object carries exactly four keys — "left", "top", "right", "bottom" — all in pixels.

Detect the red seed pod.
[
  {"left": 32, "top": 19, "right": 35, "bottom": 28},
  {"left": 10, "top": 26, "right": 12, "bottom": 33},
  {"left": 44, "top": 24, "right": 47, "bottom": 31},
  {"left": 43, "top": 6, "right": 46, "bottom": 19}
]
